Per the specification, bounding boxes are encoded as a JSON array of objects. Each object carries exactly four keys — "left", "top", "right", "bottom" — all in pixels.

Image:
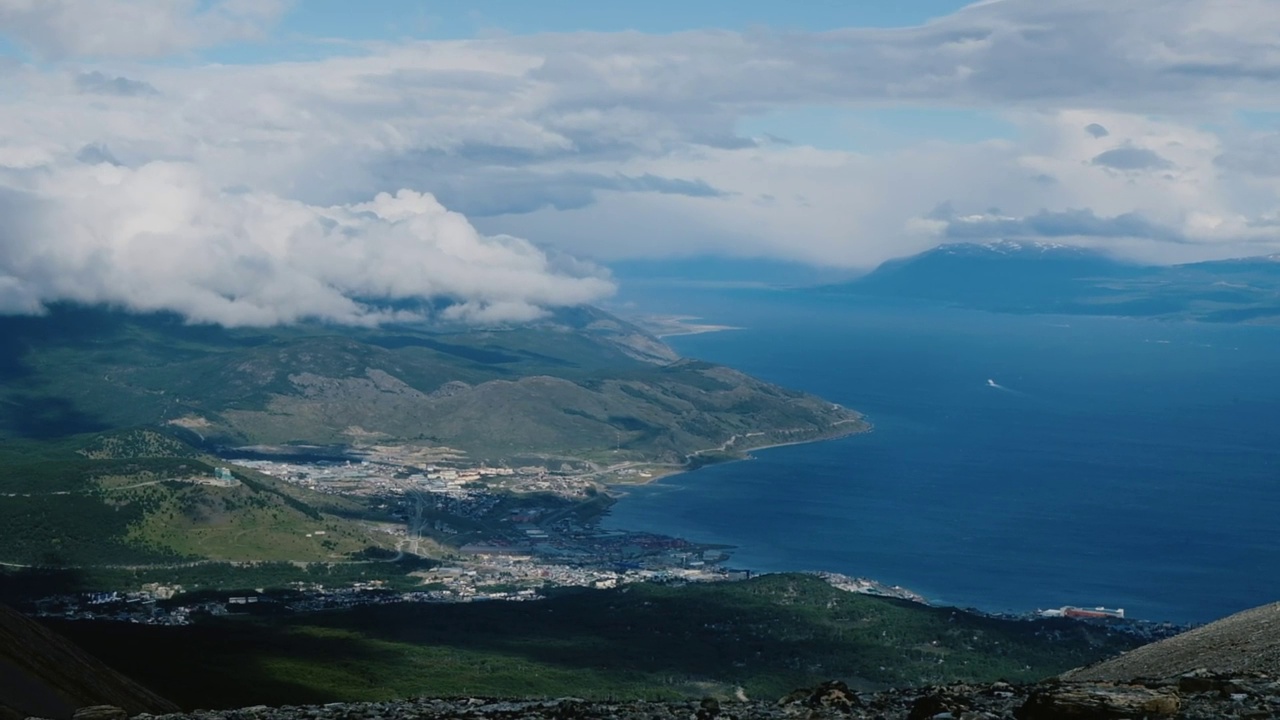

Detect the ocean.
[{"left": 602, "top": 287, "right": 1280, "bottom": 624}]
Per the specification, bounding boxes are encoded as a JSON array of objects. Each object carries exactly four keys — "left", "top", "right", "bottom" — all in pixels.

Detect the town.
[{"left": 21, "top": 454, "right": 1190, "bottom": 644}]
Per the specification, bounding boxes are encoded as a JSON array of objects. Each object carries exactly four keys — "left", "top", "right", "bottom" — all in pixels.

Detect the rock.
[
  {"left": 72, "top": 707, "right": 128, "bottom": 720},
  {"left": 778, "top": 680, "right": 860, "bottom": 713},
  {"left": 906, "top": 687, "right": 974, "bottom": 720},
  {"left": 1015, "top": 683, "right": 1180, "bottom": 720},
  {"left": 696, "top": 697, "right": 720, "bottom": 720}
]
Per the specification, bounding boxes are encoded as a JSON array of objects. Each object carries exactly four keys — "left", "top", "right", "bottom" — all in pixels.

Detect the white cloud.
[
  {"left": 0, "top": 163, "right": 613, "bottom": 325},
  {"left": 0, "top": 0, "right": 1278, "bottom": 328}
]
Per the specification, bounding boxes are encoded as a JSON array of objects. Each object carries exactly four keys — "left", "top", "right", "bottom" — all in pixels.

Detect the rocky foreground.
[{"left": 52, "top": 674, "right": 1280, "bottom": 720}]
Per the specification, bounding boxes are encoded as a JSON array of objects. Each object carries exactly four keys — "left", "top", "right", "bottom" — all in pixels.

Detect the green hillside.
[
  {"left": 54, "top": 574, "right": 1142, "bottom": 709},
  {"left": 0, "top": 304, "right": 863, "bottom": 463},
  {"left": 0, "top": 429, "right": 387, "bottom": 568}
]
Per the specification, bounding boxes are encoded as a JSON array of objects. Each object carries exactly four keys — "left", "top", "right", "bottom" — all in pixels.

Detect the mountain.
[
  {"left": 0, "top": 304, "right": 863, "bottom": 463},
  {"left": 1063, "top": 600, "right": 1280, "bottom": 681},
  {"left": 841, "top": 240, "right": 1143, "bottom": 311},
  {"left": 0, "top": 601, "right": 177, "bottom": 720},
  {"left": 836, "top": 241, "right": 1280, "bottom": 322}
]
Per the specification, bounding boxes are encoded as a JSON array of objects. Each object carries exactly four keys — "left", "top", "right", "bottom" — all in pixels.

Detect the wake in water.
[{"left": 986, "top": 378, "right": 1028, "bottom": 396}]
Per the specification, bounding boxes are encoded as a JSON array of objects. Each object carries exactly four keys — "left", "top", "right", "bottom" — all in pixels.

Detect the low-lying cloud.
[{"left": 0, "top": 162, "right": 614, "bottom": 326}]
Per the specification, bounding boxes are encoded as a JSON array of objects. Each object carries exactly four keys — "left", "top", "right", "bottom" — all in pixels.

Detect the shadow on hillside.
[
  {"left": 0, "top": 568, "right": 91, "bottom": 605},
  {"left": 0, "top": 395, "right": 109, "bottom": 439},
  {"left": 299, "top": 584, "right": 870, "bottom": 688},
  {"left": 51, "top": 618, "right": 403, "bottom": 710}
]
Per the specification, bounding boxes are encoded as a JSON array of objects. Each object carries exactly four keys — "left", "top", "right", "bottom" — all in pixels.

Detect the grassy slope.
[
  {"left": 54, "top": 574, "right": 1141, "bottom": 709},
  {"left": 0, "top": 429, "right": 385, "bottom": 568}
]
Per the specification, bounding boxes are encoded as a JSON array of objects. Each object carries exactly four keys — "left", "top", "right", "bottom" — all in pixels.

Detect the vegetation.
[
  {"left": 54, "top": 574, "right": 1143, "bottom": 709},
  {"left": 0, "top": 304, "right": 864, "bottom": 463},
  {"left": 0, "top": 429, "right": 391, "bottom": 568},
  {"left": 0, "top": 556, "right": 436, "bottom": 605}
]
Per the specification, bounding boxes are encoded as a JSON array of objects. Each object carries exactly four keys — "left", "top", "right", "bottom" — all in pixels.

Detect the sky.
[{"left": 0, "top": 0, "right": 1279, "bottom": 326}]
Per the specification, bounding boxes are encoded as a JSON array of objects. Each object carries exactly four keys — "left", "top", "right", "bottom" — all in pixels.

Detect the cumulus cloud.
[
  {"left": 0, "top": 0, "right": 289, "bottom": 59},
  {"left": 0, "top": 162, "right": 613, "bottom": 326}
]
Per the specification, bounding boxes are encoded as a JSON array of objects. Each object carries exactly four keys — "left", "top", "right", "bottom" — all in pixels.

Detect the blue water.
[{"left": 603, "top": 289, "right": 1280, "bottom": 623}]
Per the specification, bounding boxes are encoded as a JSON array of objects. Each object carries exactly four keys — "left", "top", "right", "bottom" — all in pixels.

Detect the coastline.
[{"left": 605, "top": 418, "right": 873, "bottom": 491}]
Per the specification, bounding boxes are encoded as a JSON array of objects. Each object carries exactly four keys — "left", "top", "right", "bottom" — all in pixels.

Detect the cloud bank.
[
  {"left": 0, "top": 163, "right": 612, "bottom": 326},
  {"left": 0, "top": 0, "right": 1278, "bottom": 324}
]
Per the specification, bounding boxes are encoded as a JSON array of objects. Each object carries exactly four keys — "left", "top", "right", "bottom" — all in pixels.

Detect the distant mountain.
[
  {"left": 0, "top": 304, "right": 862, "bottom": 464},
  {"left": 836, "top": 241, "right": 1280, "bottom": 322},
  {"left": 0, "top": 601, "right": 177, "bottom": 720}
]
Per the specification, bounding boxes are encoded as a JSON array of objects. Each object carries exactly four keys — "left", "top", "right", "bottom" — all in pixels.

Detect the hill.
[
  {"left": 52, "top": 574, "right": 1143, "bottom": 709},
  {"left": 1062, "top": 600, "right": 1280, "bottom": 681},
  {"left": 0, "top": 428, "right": 393, "bottom": 571},
  {"left": 0, "top": 601, "right": 176, "bottom": 720},
  {"left": 0, "top": 304, "right": 863, "bottom": 464},
  {"left": 836, "top": 241, "right": 1280, "bottom": 323}
]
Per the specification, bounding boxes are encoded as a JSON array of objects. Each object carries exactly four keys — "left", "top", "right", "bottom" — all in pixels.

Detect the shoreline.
[{"left": 605, "top": 419, "right": 873, "bottom": 491}]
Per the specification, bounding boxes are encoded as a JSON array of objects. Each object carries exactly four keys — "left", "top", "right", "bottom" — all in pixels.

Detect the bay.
[{"left": 603, "top": 288, "right": 1280, "bottom": 623}]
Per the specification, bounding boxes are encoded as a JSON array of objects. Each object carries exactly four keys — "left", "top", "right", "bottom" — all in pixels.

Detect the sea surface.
[{"left": 603, "top": 287, "right": 1280, "bottom": 624}]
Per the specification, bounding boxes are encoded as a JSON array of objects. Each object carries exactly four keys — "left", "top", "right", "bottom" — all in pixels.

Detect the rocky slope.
[
  {"left": 75, "top": 676, "right": 1280, "bottom": 720},
  {"left": 1063, "top": 601, "right": 1280, "bottom": 682},
  {"left": 0, "top": 603, "right": 175, "bottom": 720}
]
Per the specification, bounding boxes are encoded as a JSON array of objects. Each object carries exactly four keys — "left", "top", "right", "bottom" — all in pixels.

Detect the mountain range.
[{"left": 835, "top": 240, "right": 1280, "bottom": 323}]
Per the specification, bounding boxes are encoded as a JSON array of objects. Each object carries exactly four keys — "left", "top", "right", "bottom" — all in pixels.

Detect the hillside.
[
  {"left": 52, "top": 574, "right": 1142, "bottom": 709},
  {"left": 0, "top": 601, "right": 176, "bottom": 720},
  {"left": 1063, "top": 600, "right": 1280, "bottom": 681},
  {"left": 0, "top": 429, "right": 390, "bottom": 570},
  {"left": 0, "top": 304, "right": 863, "bottom": 463},
  {"left": 836, "top": 241, "right": 1280, "bottom": 323}
]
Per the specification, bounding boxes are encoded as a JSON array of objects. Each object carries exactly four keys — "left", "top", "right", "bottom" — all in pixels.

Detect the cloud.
[
  {"left": 0, "top": 0, "right": 1277, "bottom": 322},
  {"left": 941, "top": 208, "right": 1187, "bottom": 243},
  {"left": 73, "top": 143, "right": 121, "bottom": 166},
  {"left": 0, "top": 0, "right": 289, "bottom": 60},
  {"left": 1091, "top": 147, "right": 1174, "bottom": 171},
  {"left": 74, "top": 71, "right": 158, "bottom": 96},
  {"left": 0, "top": 163, "right": 613, "bottom": 326},
  {"left": 1215, "top": 133, "right": 1280, "bottom": 177}
]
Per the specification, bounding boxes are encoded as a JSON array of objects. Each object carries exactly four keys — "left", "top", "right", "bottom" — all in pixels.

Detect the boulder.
[
  {"left": 1016, "top": 683, "right": 1179, "bottom": 720},
  {"left": 71, "top": 707, "right": 127, "bottom": 720}
]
